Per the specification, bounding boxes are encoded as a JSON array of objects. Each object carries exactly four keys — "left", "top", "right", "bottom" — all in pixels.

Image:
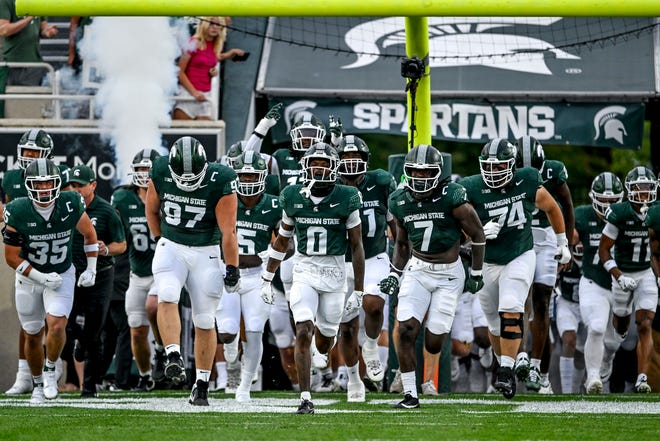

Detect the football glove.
[
  {"left": 482, "top": 219, "right": 501, "bottom": 240},
  {"left": 29, "top": 269, "right": 63, "bottom": 290},
  {"left": 77, "top": 269, "right": 96, "bottom": 287},
  {"left": 328, "top": 114, "right": 343, "bottom": 146},
  {"left": 260, "top": 280, "right": 274, "bottom": 305},
  {"left": 379, "top": 273, "right": 400, "bottom": 296},
  {"left": 615, "top": 275, "right": 638, "bottom": 292},
  {"left": 465, "top": 271, "right": 484, "bottom": 294},
  {"left": 224, "top": 265, "right": 241, "bottom": 292},
  {"left": 254, "top": 103, "right": 282, "bottom": 136},
  {"left": 344, "top": 290, "right": 364, "bottom": 314}
]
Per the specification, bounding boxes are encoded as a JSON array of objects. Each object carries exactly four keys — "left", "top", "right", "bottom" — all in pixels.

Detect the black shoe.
[
  {"left": 81, "top": 388, "right": 98, "bottom": 398},
  {"left": 494, "top": 366, "right": 516, "bottom": 399},
  {"left": 189, "top": 380, "right": 209, "bottom": 406},
  {"left": 296, "top": 399, "right": 314, "bottom": 414},
  {"left": 393, "top": 393, "right": 420, "bottom": 409},
  {"left": 164, "top": 352, "right": 186, "bottom": 385},
  {"left": 133, "top": 374, "right": 155, "bottom": 392},
  {"left": 153, "top": 349, "right": 167, "bottom": 382}
]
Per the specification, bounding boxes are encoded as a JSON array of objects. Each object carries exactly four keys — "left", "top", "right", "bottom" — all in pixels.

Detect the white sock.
[
  {"left": 196, "top": 369, "right": 211, "bottom": 383},
  {"left": 401, "top": 371, "right": 418, "bottom": 398},
  {"left": 559, "top": 356, "right": 574, "bottom": 394},
  {"left": 139, "top": 369, "right": 151, "bottom": 377},
  {"left": 44, "top": 359, "right": 57, "bottom": 371},
  {"left": 301, "top": 391, "right": 311, "bottom": 401},
  {"left": 363, "top": 337, "right": 378, "bottom": 352},
  {"left": 584, "top": 331, "right": 604, "bottom": 376},
  {"left": 165, "top": 344, "right": 180, "bottom": 356},
  {"left": 530, "top": 358, "right": 541, "bottom": 369},
  {"left": 500, "top": 355, "right": 515, "bottom": 369},
  {"left": 18, "top": 359, "right": 29, "bottom": 372},
  {"left": 347, "top": 362, "right": 360, "bottom": 383},
  {"left": 378, "top": 345, "right": 389, "bottom": 368}
]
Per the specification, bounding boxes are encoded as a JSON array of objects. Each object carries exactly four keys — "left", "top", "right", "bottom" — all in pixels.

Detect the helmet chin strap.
[{"left": 299, "top": 178, "right": 316, "bottom": 198}]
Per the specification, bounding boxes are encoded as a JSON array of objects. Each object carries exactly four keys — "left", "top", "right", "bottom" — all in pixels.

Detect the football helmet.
[
  {"left": 17, "top": 129, "right": 54, "bottom": 170},
  {"left": 168, "top": 136, "right": 208, "bottom": 192},
  {"left": 224, "top": 141, "right": 246, "bottom": 167},
  {"left": 290, "top": 113, "right": 326, "bottom": 152},
  {"left": 337, "top": 135, "right": 369, "bottom": 176},
  {"left": 232, "top": 150, "right": 267, "bottom": 196},
  {"left": 403, "top": 144, "right": 443, "bottom": 196},
  {"left": 515, "top": 135, "right": 545, "bottom": 171},
  {"left": 589, "top": 171, "right": 624, "bottom": 217},
  {"left": 130, "top": 148, "right": 161, "bottom": 188},
  {"left": 624, "top": 166, "right": 657, "bottom": 205},
  {"left": 24, "top": 158, "right": 61, "bottom": 205},
  {"left": 299, "top": 142, "right": 339, "bottom": 188},
  {"left": 479, "top": 138, "right": 517, "bottom": 188}
]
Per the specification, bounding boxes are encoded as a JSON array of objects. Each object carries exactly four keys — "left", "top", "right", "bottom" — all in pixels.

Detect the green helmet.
[
  {"left": 624, "top": 166, "right": 657, "bottom": 206},
  {"left": 337, "top": 135, "right": 369, "bottom": 177},
  {"left": 290, "top": 113, "right": 326, "bottom": 152},
  {"left": 17, "top": 129, "right": 54, "bottom": 169},
  {"left": 225, "top": 141, "right": 246, "bottom": 167},
  {"left": 589, "top": 171, "right": 624, "bottom": 217},
  {"left": 515, "top": 135, "right": 545, "bottom": 170},
  {"left": 24, "top": 158, "right": 61, "bottom": 205},
  {"left": 403, "top": 144, "right": 443, "bottom": 196},
  {"left": 131, "top": 148, "right": 161, "bottom": 188},
  {"left": 300, "top": 142, "right": 339, "bottom": 188},
  {"left": 479, "top": 138, "right": 516, "bottom": 188},
  {"left": 232, "top": 150, "right": 268, "bottom": 196},
  {"left": 168, "top": 136, "right": 208, "bottom": 192}
]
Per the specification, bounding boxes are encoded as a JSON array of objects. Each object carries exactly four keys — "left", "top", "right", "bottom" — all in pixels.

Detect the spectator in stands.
[
  {"left": 67, "top": 17, "right": 93, "bottom": 74},
  {"left": 172, "top": 16, "right": 245, "bottom": 121},
  {"left": 0, "top": 0, "right": 58, "bottom": 117}
]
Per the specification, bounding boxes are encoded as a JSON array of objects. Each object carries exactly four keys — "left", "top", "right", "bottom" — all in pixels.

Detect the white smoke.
[{"left": 79, "top": 17, "right": 181, "bottom": 184}]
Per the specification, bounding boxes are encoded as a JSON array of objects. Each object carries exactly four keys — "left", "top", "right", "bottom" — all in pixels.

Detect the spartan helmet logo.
[
  {"left": 593, "top": 106, "right": 627, "bottom": 145},
  {"left": 284, "top": 100, "right": 318, "bottom": 134},
  {"left": 342, "top": 17, "right": 579, "bottom": 75}
]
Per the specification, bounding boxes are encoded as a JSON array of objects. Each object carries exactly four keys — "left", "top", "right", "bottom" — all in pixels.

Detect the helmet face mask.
[
  {"left": 589, "top": 171, "right": 624, "bottom": 217},
  {"left": 403, "top": 144, "right": 443, "bottom": 197},
  {"left": 290, "top": 114, "right": 326, "bottom": 152},
  {"left": 233, "top": 150, "right": 267, "bottom": 196},
  {"left": 130, "top": 148, "right": 161, "bottom": 188},
  {"left": 168, "top": 136, "right": 208, "bottom": 192},
  {"left": 624, "top": 166, "right": 657, "bottom": 206},
  {"left": 515, "top": 135, "right": 545, "bottom": 171},
  {"left": 25, "top": 158, "right": 61, "bottom": 206},
  {"left": 300, "top": 143, "right": 339, "bottom": 188},
  {"left": 337, "top": 135, "right": 369, "bottom": 177},
  {"left": 479, "top": 138, "right": 517, "bottom": 189},
  {"left": 17, "top": 129, "right": 54, "bottom": 170}
]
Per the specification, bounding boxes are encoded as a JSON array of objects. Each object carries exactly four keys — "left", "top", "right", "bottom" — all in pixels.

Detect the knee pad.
[
  {"left": 499, "top": 312, "right": 524, "bottom": 340},
  {"left": 157, "top": 277, "right": 182, "bottom": 303},
  {"left": 127, "top": 312, "right": 149, "bottom": 329},
  {"left": 193, "top": 312, "right": 216, "bottom": 330},
  {"left": 22, "top": 320, "right": 44, "bottom": 335}
]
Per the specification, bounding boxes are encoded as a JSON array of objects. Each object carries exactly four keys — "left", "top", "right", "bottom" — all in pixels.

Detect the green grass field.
[{"left": 1, "top": 390, "right": 659, "bottom": 441}]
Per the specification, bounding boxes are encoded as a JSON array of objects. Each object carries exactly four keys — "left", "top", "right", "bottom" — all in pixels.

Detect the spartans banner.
[{"left": 270, "top": 99, "right": 645, "bottom": 150}]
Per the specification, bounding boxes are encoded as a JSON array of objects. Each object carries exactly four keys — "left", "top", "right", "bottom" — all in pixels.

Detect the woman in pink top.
[{"left": 173, "top": 17, "right": 245, "bottom": 120}]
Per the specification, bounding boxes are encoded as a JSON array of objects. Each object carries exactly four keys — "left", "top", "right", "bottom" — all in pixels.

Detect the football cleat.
[
  {"left": 634, "top": 374, "right": 651, "bottom": 393},
  {"left": 538, "top": 374, "right": 554, "bottom": 394},
  {"left": 332, "top": 371, "right": 348, "bottom": 392},
  {"left": 43, "top": 368, "right": 58, "bottom": 399},
  {"left": 133, "top": 374, "right": 155, "bottom": 392},
  {"left": 526, "top": 366, "right": 541, "bottom": 392},
  {"left": 80, "top": 388, "right": 98, "bottom": 398},
  {"left": 494, "top": 366, "right": 516, "bottom": 399},
  {"left": 152, "top": 348, "right": 167, "bottom": 382},
  {"left": 393, "top": 393, "right": 420, "bottom": 409},
  {"left": 5, "top": 370, "right": 33, "bottom": 395},
  {"left": 361, "top": 345, "right": 384, "bottom": 382},
  {"left": 421, "top": 380, "right": 439, "bottom": 396},
  {"left": 313, "top": 372, "right": 335, "bottom": 393},
  {"left": 235, "top": 386, "right": 251, "bottom": 403},
  {"left": 514, "top": 352, "right": 530, "bottom": 383},
  {"left": 30, "top": 384, "right": 45, "bottom": 404},
  {"left": 164, "top": 352, "right": 186, "bottom": 385},
  {"left": 296, "top": 399, "right": 315, "bottom": 414},
  {"left": 347, "top": 381, "right": 366, "bottom": 403},
  {"left": 389, "top": 369, "right": 403, "bottom": 394},
  {"left": 585, "top": 377, "right": 603, "bottom": 394},
  {"left": 189, "top": 380, "right": 209, "bottom": 406}
]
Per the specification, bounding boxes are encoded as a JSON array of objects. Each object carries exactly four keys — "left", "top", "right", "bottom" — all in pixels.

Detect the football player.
[
  {"left": 461, "top": 138, "right": 570, "bottom": 399},
  {"left": 260, "top": 142, "right": 364, "bottom": 414},
  {"left": 68, "top": 165, "right": 127, "bottom": 398},
  {"left": 215, "top": 151, "right": 281, "bottom": 402},
  {"left": 514, "top": 135, "right": 575, "bottom": 393},
  {"left": 335, "top": 135, "right": 397, "bottom": 400},
  {"left": 146, "top": 136, "right": 240, "bottom": 406},
  {"left": 111, "top": 148, "right": 164, "bottom": 392},
  {"left": 576, "top": 172, "right": 624, "bottom": 393},
  {"left": 381, "top": 144, "right": 485, "bottom": 409},
  {"left": 599, "top": 166, "right": 658, "bottom": 393},
  {"left": 3, "top": 158, "right": 98, "bottom": 403}
]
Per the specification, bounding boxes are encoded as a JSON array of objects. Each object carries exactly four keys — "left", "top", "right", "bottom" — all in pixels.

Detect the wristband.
[
  {"left": 278, "top": 226, "right": 294, "bottom": 238},
  {"left": 603, "top": 259, "right": 617, "bottom": 272},
  {"left": 262, "top": 271, "right": 275, "bottom": 282},
  {"left": 83, "top": 243, "right": 99, "bottom": 253},
  {"left": 469, "top": 268, "right": 482, "bottom": 277},
  {"left": 387, "top": 272, "right": 400, "bottom": 282},
  {"left": 269, "top": 248, "right": 287, "bottom": 261},
  {"left": 471, "top": 242, "right": 486, "bottom": 246},
  {"left": 16, "top": 260, "right": 30, "bottom": 275}
]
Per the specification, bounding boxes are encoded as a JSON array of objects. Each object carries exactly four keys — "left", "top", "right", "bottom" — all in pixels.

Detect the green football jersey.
[
  {"left": 236, "top": 194, "right": 282, "bottom": 256},
  {"left": 559, "top": 262, "right": 581, "bottom": 303},
  {"left": 4, "top": 191, "right": 85, "bottom": 274},
  {"left": 111, "top": 187, "right": 156, "bottom": 277},
  {"left": 531, "top": 159, "right": 568, "bottom": 229},
  {"left": 389, "top": 182, "right": 467, "bottom": 255},
  {"left": 605, "top": 201, "right": 650, "bottom": 272},
  {"left": 345, "top": 169, "right": 397, "bottom": 260},
  {"left": 72, "top": 194, "right": 126, "bottom": 272},
  {"left": 575, "top": 205, "right": 611, "bottom": 289},
  {"left": 461, "top": 167, "right": 541, "bottom": 265},
  {"left": 280, "top": 184, "right": 362, "bottom": 256},
  {"left": 272, "top": 148, "right": 303, "bottom": 190},
  {"left": 150, "top": 158, "right": 238, "bottom": 246}
]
